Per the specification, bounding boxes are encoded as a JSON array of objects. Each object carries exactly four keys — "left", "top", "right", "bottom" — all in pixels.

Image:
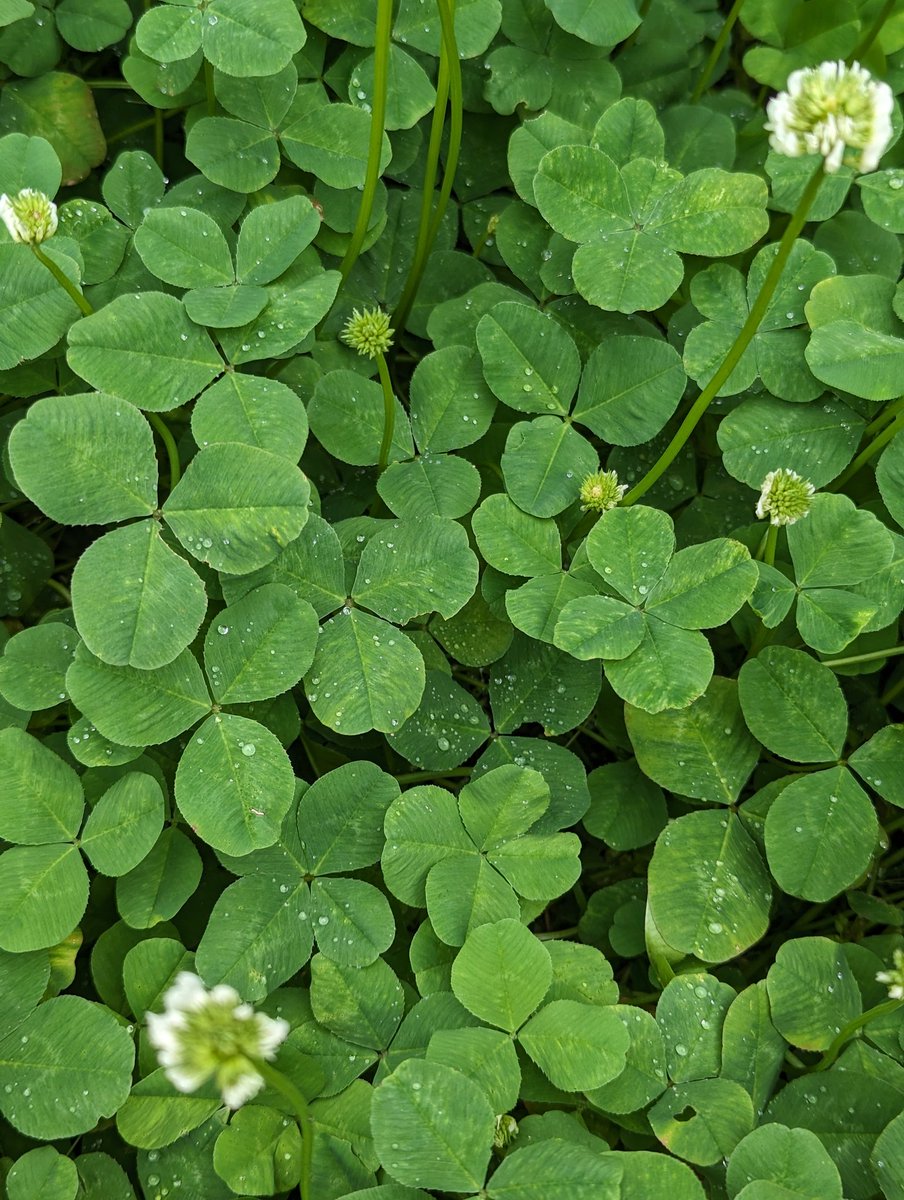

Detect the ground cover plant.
[{"left": 2, "top": 0, "right": 904, "bottom": 1196}]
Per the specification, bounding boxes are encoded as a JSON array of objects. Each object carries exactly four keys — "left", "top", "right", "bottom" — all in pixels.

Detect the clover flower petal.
[
  {"left": 876, "top": 948, "right": 904, "bottom": 1001},
  {"left": 145, "top": 971, "right": 289, "bottom": 1109},
  {"left": 0, "top": 188, "right": 58, "bottom": 244},
  {"left": 765, "top": 60, "right": 894, "bottom": 175},
  {"left": 755, "top": 468, "right": 815, "bottom": 526}
]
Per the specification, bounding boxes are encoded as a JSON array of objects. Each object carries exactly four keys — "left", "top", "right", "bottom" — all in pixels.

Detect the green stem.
[
  {"left": 623, "top": 163, "right": 825, "bottom": 506},
  {"left": 865, "top": 394, "right": 904, "bottom": 437},
  {"left": 810, "top": 998, "right": 903, "bottom": 1072},
  {"left": 391, "top": 0, "right": 461, "bottom": 334},
  {"left": 394, "top": 768, "right": 472, "bottom": 784},
  {"left": 850, "top": 0, "right": 895, "bottom": 62},
  {"left": 822, "top": 644, "right": 904, "bottom": 669},
  {"left": 45, "top": 578, "right": 72, "bottom": 604},
  {"left": 614, "top": 0, "right": 652, "bottom": 55},
  {"left": 536, "top": 926, "right": 579, "bottom": 941},
  {"left": 762, "top": 523, "right": 779, "bottom": 567},
  {"left": 254, "top": 1060, "right": 314, "bottom": 1200},
  {"left": 375, "top": 350, "right": 395, "bottom": 472},
  {"left": 154, "top": 106, "right": 165, "bottom": 171},
  {"left": 31, "top": 244, "right": 93, "bottom": 317},
  {"left": 690, "top": 0, "right": 746, "bottom": 103},
  {"left": 881, "top": 673, "right": 904, "bottom": 706},
  {"left": 829, "top": 406, "right": 904, "bottom": 491},
  {"left": 339, "top": 0, "right": 393, "bottom": 284},
  {"left": 204, "top": 58, "right": 216, "bottom": 117},
  {"left": 146, "top": 412, "right": 182, "bottom": 487}
]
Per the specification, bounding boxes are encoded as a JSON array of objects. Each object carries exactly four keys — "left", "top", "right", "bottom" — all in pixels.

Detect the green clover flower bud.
[
  {"left": 876, "top": 948, "right": 904, "bottom": 1001},
  {"left": 493, "top": 1113, "right": 519, "bottom": 1150},
  {"left": 0, "top": 188, "right": 58, "bottom": 245},
  {"left": 341, "top": 306, "right": 394, "bottom": 359},
  {"left": 580, "top": 469, "right": 626, "bottom": 513},
  {"left": 765, "top": 60, "right": 894, "bottom": 174},
  {"left": 755, "top": 468, "right": 815, "bottom": 526},
  {"left": 146, "top": 972, "right": 289, "bottom": 1108}
]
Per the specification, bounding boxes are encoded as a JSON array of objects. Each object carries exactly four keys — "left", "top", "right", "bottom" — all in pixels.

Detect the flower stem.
[
  {"left": 391, "top": 0, "right": 461, "bottom": 335},
  {"left": 254, "top": 1060, "right": 314, "bottom": 1200},
  {"left": 623, "top": 163, "right": 825, "bottom": 506},
  {"left": 850, "top": 0, "right": 895, "bottom": 62},
  {"left": 809, "top": 997, "right": 903, "bottom": 1071},
  {"left": 691, "top": 0, "right": 746, "bottom": 103},
  {"left": 204, "top": 58, "right": 216, "bottom": 117},
  {"left": 822, "top": 644, "right": 904, "bottom": 668},
  {"left": 339, "top": 0, "right": 393, "bottom": 284},
  {"left": 147, "top": 411, "right": 182, "bottom": 487},
  {"left": 375, "top": 350, "right": 395, "bottom": 471},
  {"left": 865, "top": 394, "right": 904, "bottom": 437},
  {"left": 762, "top": 523, "right": 779, "bottom": 567},
  {"left": 31, "top": 244, "right": 93, "bottom": 317},
  {"left": 828, "top": 406, "right": 904, "bottom": 491}
]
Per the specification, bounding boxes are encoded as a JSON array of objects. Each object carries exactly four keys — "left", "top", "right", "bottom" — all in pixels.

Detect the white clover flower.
[
  {"left": 580, "top": 469, "right": 626, "bottom": 513},
  {"left": 0, "top": 188, "right": 58, "bottom": 244},
  {"left": 876, "top": 948, "right": 904, "bottom": 1001},
  {"left": 145, "top": 972, "right": 289, "bottom": 1108},
  {"left": 765, "top": 60, "right": 894, "bottom": 174},
  {"left": 756, "top": 468, "right": 815, "bottom": 526}
]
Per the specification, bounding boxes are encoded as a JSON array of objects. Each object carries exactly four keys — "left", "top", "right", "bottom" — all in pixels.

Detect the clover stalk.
[
  {"left": 691, "top": 0, "right": 746, "bottom": 103},
  {"left": 623, "top": 163, "right": 825, "bottom": 505},
  {"left": 255, "top": 1060, "right": 314, "bottom": 1200},
  {"left": 31, "top": 244, "right": 93, "bottom": 317},
  {"left": 809, "top": 997, "right": 903, "bottom": 1072},
  {"left": 339, "top": 0, "right": 393, "bottom": 284},
  {"left": 391, "top": 0, "right": 461, "bottom": 334},
  {"left": 828, "top": 404, "right": 904, "bottom": 491}
]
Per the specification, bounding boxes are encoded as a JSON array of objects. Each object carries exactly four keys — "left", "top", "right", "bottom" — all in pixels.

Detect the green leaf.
[
  {"left": 766, "top": 936, "right": 861, "bottom": 1051},
  {"left": 0, "top": 72, "right": 106, "bottom": 186},
  {"left": 195, "top": 872, "right": 312, "bottom": 1000},
  {"left": 175, "top": 713, "right": 294, "bottom": 856},
  {"left": 162, "top": 442, "right": 310, "bottom": 574},
  {"left": 80, "top": 772, "right": 165, "bottom": 876},
  {"left": 308, "top": 369, "right": 413, "bottom": 466},
  {"left": 67, "top": 644, "right": 210, "bottom": 746},
  {"left": 584, "top": 760, "right": 666, "bottom": 851},
  {"left": 554, "top": 594, "right": 645, "bottom": 661},
  {"left": 584, "top": 1006, "right": 667, "bottom": 1115},
  {"left": 235, "top": 194, "right": 320, "bottom": 285},
  {"left": 0, "top": 843, "right": 89, "bottom": 952},
  {"left": 55, "top": 0, "right": 131, "bottom": 51},
  {"left": 8, "top": 393, "right": 157, "bottom": 524},
  {"left": 213, "top": 1103, "right": 301, "bottom": 1195},
  {"left": 650, "top": 169, "right": 768, "bottom": 255},
  {"left": 649, "top": 1078, "right": 754, "bottom": 1167},
  {"left": 737, "top": 646, "right": 847, "bottom": 763},
  {"left": 476, "top": 302, "right": 579, "bottom": 416},
  {"left": 451, "top": 919, "right": 552, "bottom": 1032},
  {"left": 519, "top": 999, "right": 630, "bottom": 1091},
  {"left": 645, "top": 539, "right": 756, "bottom": 629},
  {"left": 185, "top": 117, "right": 280, "bottom": 192},
  {"left": 382, "top": 785, "right": 473, "bottom": 906},
  {"left": 310, "top": 954, "right": 403, "bottom": 1049},
  {"left": 310, "top": 876, "right": 394, "bottom": 966},
  {"left": 625, "top": 677, "right": 759, "bottom": 805},
  {"left": 223, "top": 512, "right": 345, "bottom": 620},
  {"left": 534, "top": 145, "right": 629, "bottom": 244},
  {"left": 202, "top": 0, "right": 305, "bottom": 77},
  {"left": 71, "top": 522, "right": 207, "bottom": 669},
  {"left": 648, "top": 811, "right": 772, "bottom": 963},
  {"left": 305, "top": 608, "right": 424, "bottom": 735},
  {"left": 204, "top": 582, "right": 318, "bottom": 703},
  {"left": 605, "top": 618, "right": 714, "bottom": 713},
  {"left": 849, "top": 725, "right": 904, "bottom": 809},
  {"left": 282, "top": 102, "right": 391, "bottom": 189},
  {"left": 0, "top": 728, "right": 84, "bottom": 843},
  {"left": 6, "top": 1146, "right": 79, "bottom": 1200},
  {"left": 489, "top": 636, "right": 601, "bottom": 735},
  {"left": 486, "top": 1141, "right": 623, "bottom": 1200},
  {"left": 134, "top": 205, "right": 233, "bottom": 289},
  {"left": 372, "top": 1058, "right": 494, "bottom": 1193},
  {"left": 192, "top": 372, "right": 308, "bottom": 462},
  {"left": 806, "top": 319, "right": 904, "bottom": 400},
  {"left": 377, "top": 453, "right": 482, "bottom": 521},
  {"left": 183, "top": 283, "right": 268, "bottom": 329},
  {"left": 0, "top": 244, "right": 81, "bottom": 371},
  {"left": 472, "top": 494, "right": 561, "bottom": 577},
  {"left": 878, "top": 429, "right": 904, "bottom": 531},
  {"left": 872, "top": 1111, "right": 904, "bottom": 1200},
  {"left": 427, "top": 1025, "right": 521, "bottom": 1113},
  {"left": 586, "top": 505, "right": 675, "bottom": 606},
  {"left": 787, "top": 494, "right": 893, "bottom": 589},
  {"left": 0, "top": 623, "right": 79, "bottom": 711},
  {"left": 134, "top": 4, "right": 201, "bottom": 61},
  {"left": 425, "top": 854, "right": 520, "bottom": 947},
  {"left": 67, "top": 292, "right": 223, "bottom": 411},
  {"left": 353, "top": 517, "right": 478, "bottom": 622},
  {"left": 0, "top": 133, "right": 61, "bottom": 197},
  {"left": 572, "top": 232, "right": 684, "bottom": 314},
  {"left": 545, "top": 0, "right": 640, "bottom": 44},
  {"left": 573, "top": 334, "right": 686, "bottom": 445},
  {"left": 298, "top": 761, "right": 399, "bottom": 875},
  {"left": 0, "top": 995, "right": 134, "bottom": 1138},
  {"left": 115, "top": 828, "right": 201, "bottom": 928},
  {"left": 390, "top": 670, "right": 490, "bottom": 771},
  {"left": 727, "top": 1124, "right": 843, "bottom": 1200},
  {"left": 764, "top": 767, "right": 878, "bottom": 901},
  {"left": 501, "top": 417, "right": 597, "bottom": 518}
]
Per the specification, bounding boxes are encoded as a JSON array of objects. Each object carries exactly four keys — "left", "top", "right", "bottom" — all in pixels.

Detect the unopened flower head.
[
  {"left": 0, "top": 188, "right": 58, "bottom": 244},
  {"left": 145, "top": 972, "right": 289, "bottom": 1108},
  {"left": 341, "top": 306, "right": 393, "bottom": 359},
  {"left": 876, "top": 948, "right": 904, "bottom": 1001},
  {"left": 756, "top": 468, "right": 815, "bottom": 526},
  {"left": 493, "top": 1113, "right": 519, "bottom": 1150},
  {"left": 580, "top": 469, "right": 626, "bottom": 513},
  {"left": 765, "top": 60, "right": 894, "bottom": 174}
]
